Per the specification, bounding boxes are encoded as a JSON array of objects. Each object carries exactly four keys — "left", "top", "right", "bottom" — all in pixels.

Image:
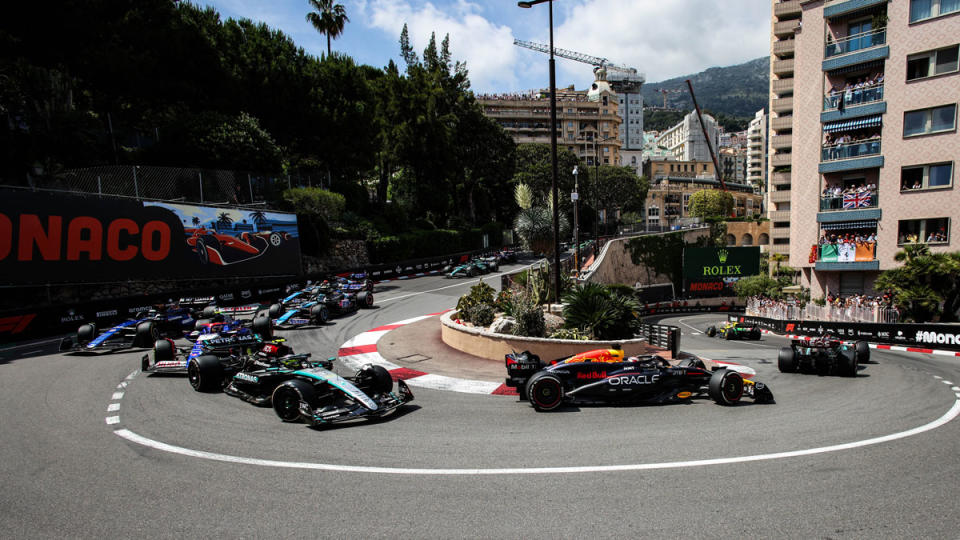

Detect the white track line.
[{"left": 113, "top": 398, "right": 960, "bottom": 475}]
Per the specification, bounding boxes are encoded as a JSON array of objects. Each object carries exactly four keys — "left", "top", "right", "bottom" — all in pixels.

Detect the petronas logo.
[{"left": 718, "top": 249, "right": 729, "bottom": 263}]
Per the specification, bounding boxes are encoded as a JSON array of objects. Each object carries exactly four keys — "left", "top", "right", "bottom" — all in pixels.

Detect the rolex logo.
[{"left": 717, "top": 249, "right": 729, "bottom": 263}]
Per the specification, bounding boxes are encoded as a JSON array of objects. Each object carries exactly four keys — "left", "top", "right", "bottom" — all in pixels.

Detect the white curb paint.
[{"left": 113, "top": 398, "right": 960, "bottom": 475}]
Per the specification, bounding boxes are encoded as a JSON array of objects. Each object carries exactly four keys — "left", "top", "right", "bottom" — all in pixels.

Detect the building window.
[
  {"left": 910, "top": 0, "right": 960, "bottom": 22},
  {"left": 903, "top": 104, "right": 957, "bottom": 136},
  {"left": 773, "top": 238, "right": 790, "bottom": 245},
  {"left": 901, "top": 162, "right": 954, "bottom": 190},
  {"left": 774, "top": 221, "right": 790, "bottom": 228},
  {"left": 898, "top": 217, "right": 950, "bottom": 244},
  {"left": 907, "top": 45, "right": 959, "bottom": 80},
  {"left": 648, "top": 206, "right": 660, "bottom": 217}
]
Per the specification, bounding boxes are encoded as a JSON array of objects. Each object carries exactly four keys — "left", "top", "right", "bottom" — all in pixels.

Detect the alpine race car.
[
  {"left": 339, "top": 273, "right": 374, "bottom": 292},
  {"left": 272, "top": 287, "right": 374, "bottom": 327},
  {"left": 778, "top": 334, "right": 869, "bottom": 377},
  {"left": 60, "top": 305, "right": 196, "bottom": 354},
  {"left": 504, "top": 347, "right": 774, "bottom": 411},
  {"left": 141, "top": 316, "right": 273, "bottom": 374},
  {"left": 705, "top": 321, "right": 762, "bottom": 340}
]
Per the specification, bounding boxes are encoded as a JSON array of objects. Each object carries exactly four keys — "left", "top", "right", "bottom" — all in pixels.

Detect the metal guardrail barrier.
[
  {"left": 747, "top": 298, "right": 899, "bottom": 324},
  {"left": 640, "top": 323, "right": 680, "bottom": 357}
]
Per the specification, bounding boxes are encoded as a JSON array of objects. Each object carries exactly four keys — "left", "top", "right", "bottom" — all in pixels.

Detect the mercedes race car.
[
  {"left": 778, "top": 334, "right": 869, "bottom": 377},
  {"left": 445, "top": 260, "right": 483, "bottom": 278},
  {"left": 505, "top": 347, "right": 774, "bottom": 411},
  {"left": 60, "top": 305, "right": 196, "bottom": 354},
  {"left": 705, "top": 321, "right": 762, "bottom": 340}
]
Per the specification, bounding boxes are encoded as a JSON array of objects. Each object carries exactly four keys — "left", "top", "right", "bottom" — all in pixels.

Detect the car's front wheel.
[
  {"left": 272, "top": 380, "right": 316, "bottom": 422},
  {"left": 188, "top": 355, "right": 223, "bottom": 392},
  {"left": 708, "top": 369, "right": 743, "bottom": 405},
  {"left": 705, "top": 326, "right": 716, "bottom": 337}
]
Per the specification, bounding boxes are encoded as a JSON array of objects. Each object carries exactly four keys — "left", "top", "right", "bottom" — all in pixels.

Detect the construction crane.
[{"left": 513, "top": 39, "right": 645, "bottom": 92}]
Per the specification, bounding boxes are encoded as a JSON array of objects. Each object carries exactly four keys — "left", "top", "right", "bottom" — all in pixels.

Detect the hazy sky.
[{"left": 202, "top": 0, "right": 772, "bottom": 94}]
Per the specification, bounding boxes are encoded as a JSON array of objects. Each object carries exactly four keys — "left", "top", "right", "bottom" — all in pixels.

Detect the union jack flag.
[{"left": 842, "top": 192, "right": 871, "bottom": 209}]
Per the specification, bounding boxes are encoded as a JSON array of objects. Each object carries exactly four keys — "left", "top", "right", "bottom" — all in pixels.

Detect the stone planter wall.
[{"left": 440, "top": 310, "right": 669, "bottom": 362}]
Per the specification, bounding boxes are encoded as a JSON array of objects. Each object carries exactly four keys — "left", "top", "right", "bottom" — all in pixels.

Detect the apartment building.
[
  {"left": 747, "top": 109, "right": 768, "bottom": 189},
  {"left": 720, "top": 147, "right": 748, "bottom": 184},
  {"left": 655, "top": 111, "right": 720, "bottom": 162},
  {"left": 769, "top": 0, "right": 803, "bottom": 263},
  {"left": 642, "top": 159, "right": 762, "bottom": 230},
  {"left": 791, "top": 0, "right": 960, "bottom": 297},
  {"left": 477, "top": 75, "right": 621, "bottom": 167}
]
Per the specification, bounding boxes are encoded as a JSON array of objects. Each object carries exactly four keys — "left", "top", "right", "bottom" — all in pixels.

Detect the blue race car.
[
  {"left": 60, "top": 305, "right": 196, "bottom": 354},
  {"left": 272, "top": 285, "right": 374, "bottom": 328}
]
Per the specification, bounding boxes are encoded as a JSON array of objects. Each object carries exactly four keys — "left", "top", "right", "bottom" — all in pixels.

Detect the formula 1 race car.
[
  {"left": 272, "top": 287, "right": 374, "bottom": 327},
  {"left": 186, "top": 306, "right": 272, "bottom": 342},
  {"left": 339, "top": 273, "right": 374, "bottom": 292},
  {"left": 778, "top": 334, "right": 870, "bottom": 377},
  {"left": 141, "top": 317, "right": 274, "bottom": 374},
  {"left": 445, "top": 260, "right": 482, "bottom": 278},
  {"left": 504, "top": 347, "right": 774, "bottom": 411},
  {"left": 705, "top": 321, "right": 762, "bottom": 340},
  {"left": 178, "top": 334, "right": 296, "bottom": 387},
  {"left": 60, "top": 305, "right": 196, "bottom": 354}
]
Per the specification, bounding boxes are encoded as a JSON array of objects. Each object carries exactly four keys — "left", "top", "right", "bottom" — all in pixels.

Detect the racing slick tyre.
[
  {"left": 272, "top": 379, "right": 316, "bottom": 422},
  {"left": 778, "top": 347, "right": 798, "bottom": 373},
  {"left": 77, "top": 323, "right": 97, "bottom": 345},
  {"left": 268, "top": 303, "right": 282, "bottom": 319},
  {"left": 855, "top": 340, "right": 870, "bottom": 364},
  {"left": 724, "top": 329, "right": 735, "bottom": 340},
  {"left": 196, "top": 238, "right": 210, "bottom": 264},
  {"left": 268, "top": 232, "right": 283, "bottom": 247},
  {"left": 153, "top": 339, "right": 175, "bottom": 361},
  {"left": 708, "top": 369, "right": 744, "bottom": 405},
  {"left": 357, "top": 292, "right": 374, "bottom": 308},
  {"left": 526, "top": 372, "right": 565, "bottom": 412},
  {"left": 839, "top": 350, "right": 859, "bottom": 378},
  {"left": 468, "top": 266, "right": 478, "bottom": 278},
  {"left": 135, "top": 321, "right": 161, "bottom": 348},
  {"left": 705, "top": 326, "right": 716, "bottom": 337},
  {"left": 194, "top": 319, "right": 212, "bottom": 330},
  {"left": 750, "top": 329, "right": 762, "bottom": 340},
  {"left": 188, "top": 355, "right": 223, "bottom": 392},
  {"left": 355, "top": 364, "right": 393, "bottom": 395},
  {"left": 201, "top": 306, "right": 218, "bottom": 319},
  {"left": 309, "top": 304, "right": 330, "bottom": 324},
  {"left": 252, "top": 314, "right": 273, "bottom": 340}
]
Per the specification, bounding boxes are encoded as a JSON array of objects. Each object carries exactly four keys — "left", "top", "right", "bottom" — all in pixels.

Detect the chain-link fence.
[{"left": 4, "top": 165, "right": 325, "bottom": 209}]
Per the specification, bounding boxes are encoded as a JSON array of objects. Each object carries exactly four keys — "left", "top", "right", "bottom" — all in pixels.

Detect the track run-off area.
[{"left": 2, "top": 264, "right": 960, "bottom": 538}]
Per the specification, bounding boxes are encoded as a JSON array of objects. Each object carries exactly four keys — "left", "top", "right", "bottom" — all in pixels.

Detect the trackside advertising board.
[
  {"left": 0, "top": 191, "right": 301, "bottom": 285},
  {"left": 683, "top": 246, "right": 761, "bottom": 297}
]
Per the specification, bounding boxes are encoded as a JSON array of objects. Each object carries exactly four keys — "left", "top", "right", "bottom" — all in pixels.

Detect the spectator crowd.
[
  {"left": 825, "top": 72, "right": 884, "bottom": 110},
  {"left": 748, "top": 292, "right": 899, "bottom": 323}
]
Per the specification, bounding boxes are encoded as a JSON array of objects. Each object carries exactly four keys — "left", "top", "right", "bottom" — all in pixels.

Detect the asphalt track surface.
[{"left": 2, "top": 264, "right": 960, "bottom": 538}]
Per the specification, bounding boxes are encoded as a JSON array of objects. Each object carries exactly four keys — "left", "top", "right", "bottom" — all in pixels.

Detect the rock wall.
[
  {"left": 302, "top": 240, "right": 369, "bottom": 276},
  {"left": 586, "top": 229, "right": 709, "bottom": 286}
]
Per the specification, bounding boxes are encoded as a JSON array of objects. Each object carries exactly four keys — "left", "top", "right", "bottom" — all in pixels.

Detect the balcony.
[
  {"left": 772, "top": 171, "right": 791, "bottom": 184},
  {"left": 771, "top": 116, "right": 793, "bottom": 131},
  {"left": 773, "top": 58, "right": 795, "bottom": 76},
  {"left": 773, "top": 39, "right": 796, "bottom": 58},
  {"left": 823, "top": 83, "right": 883, "bottom": 111},
  {"left": 772, "top": 78, "right": 794, "bottom": 95},
  {"left": 819, "top": 190, "right": 878, "bottom": 212},
  {"left": 771, "top": 226, "right": 791, "bottom": 239},
  {"left": 814, "top": 241, "right": 879, "bottom": 271},
  {"left": 769, "top": 210, "right": 792, "bottom": 221},
  {"left": 771, "top": 134, "right": 793, "bottom": 149},
  {"left": 774, "top": 20, "right": 801, "bottom": 37},
  {"left": 824, "top": 0, "right": 887, "bottom": 19},
  {"left": 770, "top": 190, "right": 792, "bottom": 203},
  {"left": 825, "top": 28, "right": 886, "bottom": 58},
  {"left": 771, "top": 153, "right": 793, "bottom": 167},
  {"left": 821, "top": 139, "right": 880, "bottom": 162},
  {"left": 774, "top": 0, "right": 802, "bottom": 18},
  {"left": 772, "top": 96, "right": 794, "bottom": 113}
]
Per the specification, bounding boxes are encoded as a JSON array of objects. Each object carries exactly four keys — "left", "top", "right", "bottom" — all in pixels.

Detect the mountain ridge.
[{"left": 642, "top": 56, "right": 770, "bottom": 122}]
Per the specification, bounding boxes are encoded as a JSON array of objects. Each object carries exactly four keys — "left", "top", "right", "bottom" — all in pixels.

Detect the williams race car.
[
  {"left": 705, "top": 321, "right": 762, "bottom": 340},
  {"left": 505, "top": 347, "right": 774, "bottom": 411},
  {"left": 60, "top": 305, "right": 196, "bottom": 354},
  {"left": 778, "top": 334, "right": 869, "bottom": 377}
]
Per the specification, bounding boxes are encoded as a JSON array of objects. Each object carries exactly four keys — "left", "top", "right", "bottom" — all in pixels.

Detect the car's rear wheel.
[
  {"left": 526, "top": 372, "right": 564, "bottom": 412},
  {"left": 357, "top": 292, "right": 374, "bottom": 308},
  {"left": 751, "top": 329, "right": 762, "bottom": 340},
  {"left": 778, "top": 347, "right": 798, "bottom": 373},
  {"left": 201, "top": 306, "right": 218, "bottom": 319},
  {"left": 309, "top": 304, "right": 330, "bottom": 324},
  {"left": 840, "top": 349, "right": 859, "bottom": 377},
  {"left": 188, "top": 355, "right": 223, "bottom": 392},
  {"left": 272, "top": 380, "right": 316, "bottom": 422},
  {"left": 708, "top": 369, "right": 743, "bottom": 405},
  {"left": 705, "top": 326, "right": 716, "bottom": 337},
  {"left": 268, "top": 303, "right": 282, "bottom": 319},
  {"left": 855, "top": 340, "right": 870, "bottom": 364}
]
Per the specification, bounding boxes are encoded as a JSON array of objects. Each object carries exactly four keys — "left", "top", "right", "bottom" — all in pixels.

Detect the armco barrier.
[{"left": 729, "top": 313, "right": 960, "bottom": 352}]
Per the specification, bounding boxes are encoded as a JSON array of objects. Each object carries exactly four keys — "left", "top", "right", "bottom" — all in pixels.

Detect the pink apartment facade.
[{"left": 791, "top": 0, "right": 959, "bottom": 297}]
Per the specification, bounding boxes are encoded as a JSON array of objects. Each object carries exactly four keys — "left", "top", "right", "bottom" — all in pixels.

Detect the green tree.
[
  {"left": 875, "top": 244, "right": 960, "bottom": 322},
  {"left": 734, "top": 274, "right": 782, "bottom": 299},
  {"left": 688, "top": 189, "right": 734, "bottom": 220},
  {"left": 306, "top": 0, "right": 349, "bottom": 56},
  {"left": 562, "top": 282, "right": 641, "bottom": 340}
]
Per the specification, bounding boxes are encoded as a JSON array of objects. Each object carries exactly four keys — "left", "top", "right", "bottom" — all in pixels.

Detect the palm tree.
[
  {"left": 249, "top": 210, "right": 267, "bottom": 231},
  {"left": 217, "top": 212, "right": 234, "bottom": 228},
  {"left": 306, "top": 0, "right": 349, "bottom": 57},
  {"left": 191, "top": 216, "right": 200, "bottom": 228}
]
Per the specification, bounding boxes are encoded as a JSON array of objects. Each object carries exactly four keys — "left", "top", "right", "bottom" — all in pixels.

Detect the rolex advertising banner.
[{"left": 683, "top": 246, "right": 761, "bottom": 297}]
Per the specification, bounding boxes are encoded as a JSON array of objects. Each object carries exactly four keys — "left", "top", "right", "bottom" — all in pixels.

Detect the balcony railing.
[
  {"left": 821, "top": 139, "right": 881, "bottom": 162},
  {"left": 819, "top": 190, "right": 878, "bottom": 211},
  {"left": 824, "top": 82, "right": 884, "bottom": 111},
  {"left": 812, "top": 241, "right": 877, "bottom": 263},
  {"left": 824, "top": 28, "right": 886, "bottom": 58}
]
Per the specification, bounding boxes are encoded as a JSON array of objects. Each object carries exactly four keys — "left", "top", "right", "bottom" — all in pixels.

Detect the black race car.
[
  {"left": 778, "top": 334, "right": 870, "bottom": 377},
  {"left": 505, "top": 347, "right": 773, "bottom": 411},
  {"left": 60, "top": 305, "right": 197, "bottom": 354}
]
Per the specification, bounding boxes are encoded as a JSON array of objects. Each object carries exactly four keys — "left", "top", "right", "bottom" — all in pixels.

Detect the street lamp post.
[
  {"left": 519, "top": 0, "right": 562, "bottom": 305},
  {"left": 572, "top": 166, "right": 579, "bottom": 275}
]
